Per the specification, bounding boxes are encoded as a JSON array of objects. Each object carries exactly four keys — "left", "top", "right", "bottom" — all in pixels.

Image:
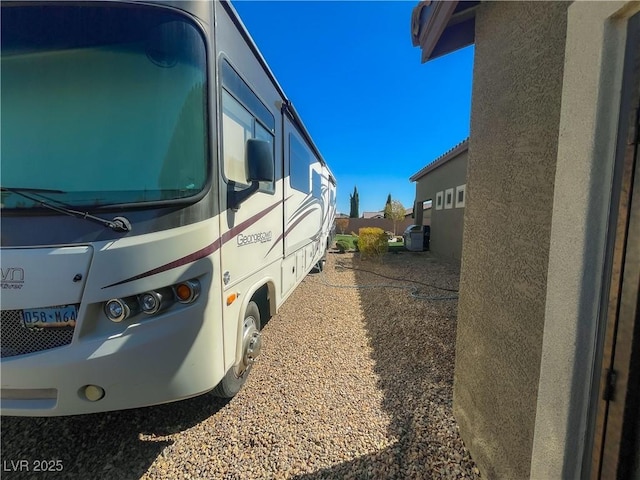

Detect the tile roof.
[
  {"left": 362, "top": 211, "right": 384, "bottom": 219},
  {"left": 409, "top": 138, "right": 469, "bottom": 182}
]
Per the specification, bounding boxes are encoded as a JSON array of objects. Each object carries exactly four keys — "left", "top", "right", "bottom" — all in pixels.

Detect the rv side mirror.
[
  {"left": 247, "top": 139, "right": 274, "bottom": 183},
  {"left": 227, "top": 139, "right": 274, "bottom": 211}
]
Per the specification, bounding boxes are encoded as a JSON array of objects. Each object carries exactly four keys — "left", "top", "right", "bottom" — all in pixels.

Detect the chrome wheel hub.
[{"left": 238, "top": 316, "right": 261, "bottom": 377}]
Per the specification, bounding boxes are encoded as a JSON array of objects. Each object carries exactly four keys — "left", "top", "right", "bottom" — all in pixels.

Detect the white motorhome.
[{"left": 0, "top": 0, "right": 336, "bottom": 416}]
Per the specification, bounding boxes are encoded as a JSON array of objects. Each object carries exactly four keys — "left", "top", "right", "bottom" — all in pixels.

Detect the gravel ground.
[{"left": 1, "top": 250, "right": 480, "bottom": 479}]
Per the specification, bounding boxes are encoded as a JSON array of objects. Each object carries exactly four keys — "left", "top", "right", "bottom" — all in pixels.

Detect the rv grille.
[{"left": 0, "top": 309, "right": 75, "bottom": 358}]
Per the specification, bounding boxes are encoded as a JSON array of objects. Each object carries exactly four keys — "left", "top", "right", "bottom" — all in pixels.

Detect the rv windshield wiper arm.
[
  {"left": 1, "top": 187, "right": 132, "bottom": 232},
  {"left": 1, "top": 187, "right": 66, "bottom": 194}
]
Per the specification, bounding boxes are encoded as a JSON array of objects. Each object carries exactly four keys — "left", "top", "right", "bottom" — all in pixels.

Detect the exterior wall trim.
[{"left": 411, "top": 1, "right": 478, "bottom": 63}]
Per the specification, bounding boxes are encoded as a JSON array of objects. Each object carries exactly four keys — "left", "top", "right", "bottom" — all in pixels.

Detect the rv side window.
[
  {"left": 222, "top": 90, "right": 252, "bottom": 185},
  {"left": 312, "top": 170, "right": 322, "bottom": 199},
  {"left": 289, "top": 134, "right": 311, "bottom": 193},
  {"left": 220, "top": 60, "right": 275, "bottom": 193}
]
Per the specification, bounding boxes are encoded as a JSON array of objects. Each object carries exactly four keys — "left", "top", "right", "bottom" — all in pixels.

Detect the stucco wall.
[
  {"left": 414, "top": 150, "right": 468, "bottom": 262},
  {"left": 531, "top": 2, "right": 639, "bottom": 478},
  {"left": 334, "top": 217, "right": 416, "bottom": 237},
  {"left": 453, "top": 2, "right": 569, "bottom": 478}
]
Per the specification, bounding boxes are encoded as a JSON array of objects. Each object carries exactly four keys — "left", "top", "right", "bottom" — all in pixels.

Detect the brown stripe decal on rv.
[
  {"left": 102, "top": 200, "right": 284, "bottom": 289},
  {"left": 102, "top": 240, "right": 222, "bottom": 288},
  {"left": 265, "top": 207, "right": 316, "bottom": 257},
  {"left": 285, "top": 208, "right": 315, "bottom": 235}
]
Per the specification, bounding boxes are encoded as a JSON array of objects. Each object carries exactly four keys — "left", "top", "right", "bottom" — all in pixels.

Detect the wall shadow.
[
  {"left": 0, "top": 393, "right": 228, "bottom": 479},
  {"left": 294, "top": 251, "right": 479, "bottom": 479}
]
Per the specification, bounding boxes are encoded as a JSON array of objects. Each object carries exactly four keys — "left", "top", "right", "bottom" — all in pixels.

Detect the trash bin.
[{"left": 403, "top": 225, "right": 428, "bottom": 252}]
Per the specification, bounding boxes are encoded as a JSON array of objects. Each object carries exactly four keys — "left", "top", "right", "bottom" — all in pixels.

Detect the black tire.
[
  {"left": 212, "top": 301, "right": 261, "bottom": 398},
  {"left": 314, "top": 246, "right": 327, "bottom": 273}
]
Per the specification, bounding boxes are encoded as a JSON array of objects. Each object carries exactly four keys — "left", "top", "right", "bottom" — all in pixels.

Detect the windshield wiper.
[
  {"left": 1, "top": 187, "right": 132, "bottom": 232},
  {"left": 1, "top": 187, "right": 66, "bottom": 194}
]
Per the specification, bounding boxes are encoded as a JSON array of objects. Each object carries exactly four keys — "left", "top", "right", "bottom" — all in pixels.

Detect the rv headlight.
[
  {"left": 140, "top": 291, "right": 162, "bottom": 315},
  {"left": 105, "top": 299, "right": 130, "bottom": 323}
]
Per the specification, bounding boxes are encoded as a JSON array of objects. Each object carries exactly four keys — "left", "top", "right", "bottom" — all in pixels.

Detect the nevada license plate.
[{"left": 22, "top": 305, "right": 77, "bottom": 328}]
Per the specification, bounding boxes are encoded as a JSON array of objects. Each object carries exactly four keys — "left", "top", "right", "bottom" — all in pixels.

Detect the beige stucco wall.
[
  {"left": 413, "top": 150, "right": 468, "bottom": 262},
  {"left": 531, "top": 2, "right": 639, "bottom": 478},
  {"left": 453, "top": 2, "right": 569, "bottom": 478}
]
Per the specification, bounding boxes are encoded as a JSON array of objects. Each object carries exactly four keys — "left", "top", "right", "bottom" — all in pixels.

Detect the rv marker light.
[
  {"left": 227, "top": 292, "right": 238, "bottom": 306},
  {"left": 105, "top": 299, "right": 129, "bottom": 323},
  {"left": 175, "top": 279, "right": 200, "bottom": 303}
]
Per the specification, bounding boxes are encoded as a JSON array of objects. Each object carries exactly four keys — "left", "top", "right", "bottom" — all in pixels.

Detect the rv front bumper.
[{"left": 0, "top": 305, "right": 223, "bottom": 416}]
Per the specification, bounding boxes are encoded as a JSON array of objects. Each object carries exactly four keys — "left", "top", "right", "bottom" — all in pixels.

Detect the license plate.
[{"left": 22, "top": 305, "right": 77, "bottom": 328}]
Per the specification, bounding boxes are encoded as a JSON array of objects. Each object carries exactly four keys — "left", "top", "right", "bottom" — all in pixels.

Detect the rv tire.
[
  {"left": 212, "top": 301, "right": 261, "bottom": 398},
  {"left": 314, "top": 249, "right": 327, "bottom": 273}
]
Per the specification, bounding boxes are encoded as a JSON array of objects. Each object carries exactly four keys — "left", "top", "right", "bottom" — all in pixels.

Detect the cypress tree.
[
  {"left": 384, "top": 194, "right": 392, "bottom": 218},
  {"left": 349, "top": 186, "right": 359, "bottom": 218}
]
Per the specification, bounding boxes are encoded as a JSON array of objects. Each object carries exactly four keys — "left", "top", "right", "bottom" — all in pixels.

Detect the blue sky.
[{"left": 232, "top": 1, "right": 474, "bottom": 216}]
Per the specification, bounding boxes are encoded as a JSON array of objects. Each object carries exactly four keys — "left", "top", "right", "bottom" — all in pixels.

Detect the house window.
[
  {"left": 455, "top": 184, "right": 466, "bottom": 208},
  {"left": 435, "top": 191, "right": 443, "bottom": 210},
  {"left": 445, "top": 188, "right": 454, "bottom": 209}
]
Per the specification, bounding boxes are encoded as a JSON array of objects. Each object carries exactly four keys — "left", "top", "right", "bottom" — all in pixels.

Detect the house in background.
[
  {"left": 362, "top": 208, "right": 420, "bottom": 220},
  {"left": 337, "top": 216, "right": 415, "bottom": 237},
  {"left": 405, "top": 206, "right": 425, "bottom": 221},
  {"left": 410, "top": 138, "right": 468, "bottom": 263},
  {"left": 412, "top": 1, "right": 639, "bottom": 479}
]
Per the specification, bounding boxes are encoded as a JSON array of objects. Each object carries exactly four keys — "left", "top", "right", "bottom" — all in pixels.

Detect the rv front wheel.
[{"left": 212, "top": 301, "right": 262, "bottom": 398}]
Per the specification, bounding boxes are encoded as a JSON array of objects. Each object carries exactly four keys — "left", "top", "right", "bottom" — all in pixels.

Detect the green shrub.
[
  {"left": 350, "top": 231, "right": 360, "bottom": 249},
  {"left": 357, "top": 227, "right": 388, "bottom": 260},
  {"left": 336, "top": 239, "right": 350, "bottom": 253},
  {"left": 335, "top": 234, "right": 358, "bottom": 251}
]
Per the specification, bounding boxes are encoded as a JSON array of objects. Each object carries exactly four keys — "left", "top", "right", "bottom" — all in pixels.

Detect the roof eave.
[
  {"left": 410, "top": 139, "right": 469, "bottom": 182},
  {"left": 411, "top": 0, "right": 479, "bottom": 63}
]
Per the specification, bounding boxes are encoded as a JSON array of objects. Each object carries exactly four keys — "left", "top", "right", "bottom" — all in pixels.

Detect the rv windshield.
[{"left": 0, "top": 4, "right": 208, "bottom": 209}]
